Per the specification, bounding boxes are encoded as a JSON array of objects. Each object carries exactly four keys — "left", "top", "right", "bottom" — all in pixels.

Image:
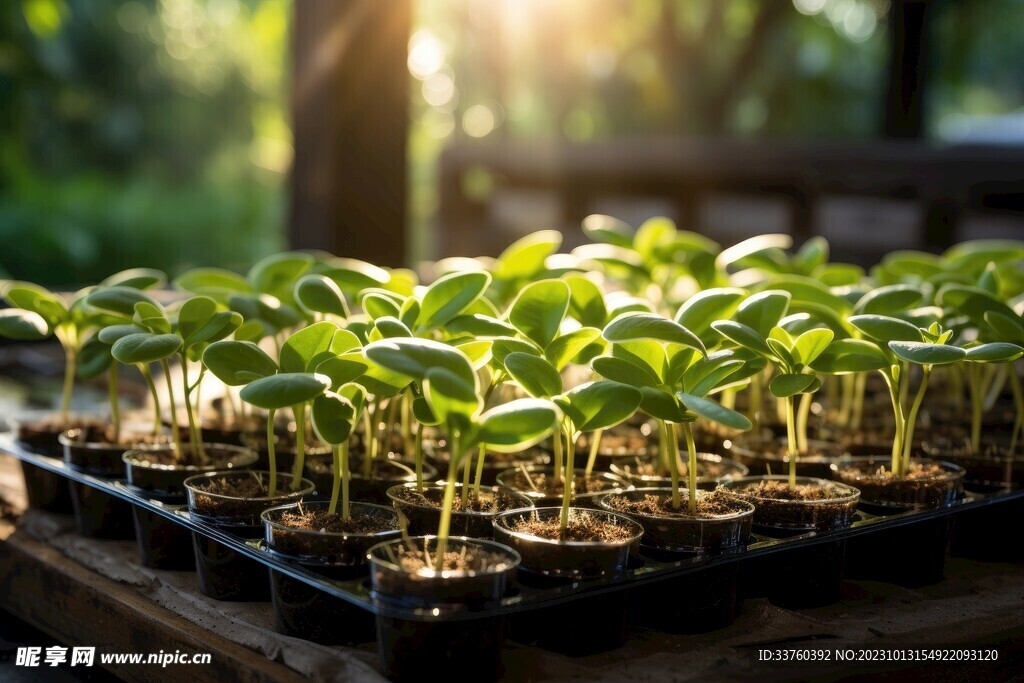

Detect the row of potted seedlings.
[{"left": 1, "top": 225, "right": 1022, "bottom": 681}]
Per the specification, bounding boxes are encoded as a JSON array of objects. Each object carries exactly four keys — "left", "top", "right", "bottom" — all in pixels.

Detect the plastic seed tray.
[{"left": 4, "top": 433, "right": 1021, "bottom": 622}]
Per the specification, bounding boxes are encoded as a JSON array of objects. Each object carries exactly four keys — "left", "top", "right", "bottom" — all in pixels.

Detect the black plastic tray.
[{"left": 3, "top": 433, "right": 1021, "bottom": 622}]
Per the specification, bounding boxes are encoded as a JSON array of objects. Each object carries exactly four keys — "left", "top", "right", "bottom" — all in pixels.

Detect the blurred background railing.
[{"left": 2, "top": 0, "right": 1023, "bottom": 284}]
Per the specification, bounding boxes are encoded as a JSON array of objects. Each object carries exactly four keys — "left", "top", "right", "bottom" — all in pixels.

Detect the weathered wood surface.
[{"left": 1, "top": 452, "right": 1022, "bottom": 682}]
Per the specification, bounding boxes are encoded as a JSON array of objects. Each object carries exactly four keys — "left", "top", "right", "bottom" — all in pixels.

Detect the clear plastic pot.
[
  {"left": 608, "top": 452, "right": 749, "bottom": 489},
  {"left": 59, "top": 429, "right": 139, "bottom": 539},
  {"left": 596, "top": 487, "right": 754, "bottom": 553},
  {"left": 725, "top": 437, "right": 848, "bottom": 480},
  {"left": 367, "top": 535, "right": 520, "bottom": 682},
  {"left": 262, "top": 500, "right": 400, "bottom": 644},
  {"left": 495, "top": 466, "right": 631, "bottom": 508},
  {"left": 718, "top": 475, "right": 860, "bottom": 532},
  {"left": 12, "top": 412, "right": 104, "bottom": 514},
  {"left": 387, "top": 482, "right": 534, "bottom": 539},
  {"left": 185, "top": 472, "right": 315, "bottom": 602},
  {"left": 832, "top": 456, "right": 965, "bottom": 510},
  {"left": 305, "top": 454, "right": 438, "bottom": 506}
]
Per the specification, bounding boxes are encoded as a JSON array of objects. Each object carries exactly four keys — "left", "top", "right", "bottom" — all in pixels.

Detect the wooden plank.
[
  {"left": 0, "top": 519, "right": 306, "bottom": 683},
  {"left": 290, "top": 0, "right": 411, "bottom": 266}
]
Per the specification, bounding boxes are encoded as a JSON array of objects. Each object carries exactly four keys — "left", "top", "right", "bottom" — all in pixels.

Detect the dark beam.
[
  {"left": 884, "top": 0, "right": 931, "bottom": 139},
  {"left": 290, "top": 0, "right": 411, "bottom": 266}
]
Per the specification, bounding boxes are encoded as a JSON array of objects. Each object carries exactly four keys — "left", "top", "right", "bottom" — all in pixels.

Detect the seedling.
[
  {"left": 711, "top": 290, "right": 834, "bottom": 487},
  {"left": 364, "top": 337, "right": 558, "bottom": 568},
  {"left": 595, "top": 310, "right": 755, "bottom": 513},
  {"left": 311, "top": 384, "right": 366, "bottom": 518},
  {"left": 0, "top": 271, "right": 164, "bottom": 427},
  {"left": 88, "top": 289, "right": 241, "bottom": 462}
]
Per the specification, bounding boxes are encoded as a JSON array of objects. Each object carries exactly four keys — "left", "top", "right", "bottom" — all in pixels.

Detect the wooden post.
[{"left": 289, "top": 0, "right": 411, "bottom": 266}]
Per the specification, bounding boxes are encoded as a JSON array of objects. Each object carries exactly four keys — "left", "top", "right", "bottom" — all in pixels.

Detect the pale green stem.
[
  {"left": 60, "top": 346, "right": 76, "bottom": 426},
  {"left": 881, "top": 370, "right": 905, "bottom": 476},
  {"left": 786, "top": 395, "right": 798, "bottom": 489},
  {"left": 838, "top": 373, "right": 854, "bottom": 428},
  {"left": 552, "top": 425, "right": 563, "bottom": 484},
  {"left": 984, "top": 365, "right": 1007, "bottom": 411},
  {"left": 361, "top": 407, "right": 374, "bottom": 478},
  {"left": 796, "top": 391, "right": 811, "bottom": 454},
  {"left": 138, "top": 363, "right": 161, "bottom": 436},
  {"left": 435, "top": 429, "right": 460, "bottom": 571},
  {"left": 267, "top": 409, "right": 277, "bottom": 497},
  {"left": 682, "top": 421, "right": 698, "bottom": 515},
  {"left": 180, "top": 355, "right": 205, "bottom": 462},
  {"left": 108, "top": 363, "right": 121, "bottom": 444},
  {"left": 161, "top": 360, "right": 185, "bottom": 462},
  {"left": 584, "top": 429, "right": 603, "bottom": 478},
  {"left": 852, "top": 371, "right": 866, "bottom": 431},
  {"left": 750, "top": 373, "right": 763, "bottom": 442},
  {"left": 291, "top": 402, "right": 307, "bottom": 491},
  {"left": 1009, "top": 365, "right": 1023, "bottom": 455},
  {"left": 329, "top": 444, "right": 342, "bottom": 516},
  {"left": 472, "top": 443, "right": 487, "bottom": 499},
  {"left": 460, "top": 445, "right": 473, "bottom": 507},
  {"left": 901, "top": 365, "right": 931, "bottom": 467},
  {"left": 967, "top": 364, "right": 984, "bottom": 456},
  {"left": 559, "top": 424, "right": 576, "bottom": 538},
  {"left": 662, "top": 420, "right": 682, "bottom": 509},
  {"left": 341, "top": 440, "right": 350, "bottom": 520},
  {"left": 414, "top": 422, "right": 424, "bottom": 492}
]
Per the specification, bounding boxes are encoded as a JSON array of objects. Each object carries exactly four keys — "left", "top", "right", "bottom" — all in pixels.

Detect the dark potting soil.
[
  {"left": 188, "top": 473, "right": 305, "bottom": 518},
  {"left": 737, "top": 480, "right": 849, "bottom": 501},
  {"left": 396, "top": 546, "right": 510, "bottom": 574},
  {"left": 854, "top": 461, "right": 949, "bottom": 483},
  {"left": 390, "top": 485, "right": 513, "bottom": 514},
  {"left": 130, "top": 447, "right": 235, "bottom": 468},
  {"left": 21, "top": 416, "right": 105, "bottom": 435},
  {"left": 618, "top": 458, "right": 729, "bottom": 479},
  {"left": 72, "top": 424, "right": 166, "bottom": 447},
  {"left": 602, "top": 490, "right": 748, "bottom": 519},
  {"left": 509, "top": 511, "right": 635, "bottom": 543},
  {"left": 505, "top": 470, "right": 615, "bottom": 496},
  {"left": 577, "top": 431, "right": 652, "bottom": 455},
  {"left": 308, "top": 456, "right": 406, "bottom": 479},
  {"left": 277, "top": 507, "right": 395, "bottom": 535}
]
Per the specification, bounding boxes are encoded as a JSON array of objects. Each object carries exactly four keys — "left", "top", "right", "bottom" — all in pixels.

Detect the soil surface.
[
  {"left": 192, "top": 474, "right": 269, "bottom": 499},
  {"left": 309, "top": 456, "right": 413, "bottom": 480},
  {"left": 602, "top": 490, "right": 748, "bottom": 519},
  {"left": 395, "top": 545, "right": 510, "bottom": 574},
  {"left": 616, "top": 458, "right": 729, "bottom": 480},
  {"left": 276, "top": 507, "right": 395, "bottom": 535},
  {"left": 129, "top": 446, "right": 239, "bottom": 468},
  {"left": 577, "top": 430, "right": 653, "bottom": 456},
  {"left": 72, "top": 424, "right": 167, "bottom": 447},
  {"left": 390, "top": 485, "right": 516, "bottom": 514},
  {"left": 508, "top": 511, "right": 635, "bottom": 543},
  {"left": 847, "top": 461, "right": 950, "bottom": 482},
  {"left": 504, "top": 470, "right": 617, "bottom": 496},
  {"left": 735, "top": 479, "right": 850, "bottom": 501}
]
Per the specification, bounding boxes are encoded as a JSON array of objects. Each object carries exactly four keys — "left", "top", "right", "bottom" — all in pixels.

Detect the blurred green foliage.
[{"left": 0, "top": 0, "right": 289, "bottom": 287}]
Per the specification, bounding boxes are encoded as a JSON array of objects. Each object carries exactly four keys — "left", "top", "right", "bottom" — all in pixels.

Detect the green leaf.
[
  {"left": 508, "top": 279, "right": 570, "bottom": 349},
  {"left": 133, "top": 301, "right": 171, "bottom": 334},
  {"left": 362, "top": 292, "right": 402, "bottom": 320},
  {"left": 545, "top": 327, "right": 601, "bottom": 370},
  {"left": 769, "top": 373, "right": 819, "bottom": 398},
  {"left": 399, "top": 297, "right": 421, "bottom": 329},
  {"left": 854, "top": 284, "right": 924, "bottom": 315},
  {"left": 678, "top": 392, "right": 752, "bottom": 431},
  {"left": 86, "top": 287, "right": 159, "bottom": 319},
  {"left": 682, "top": 352, "right": 743, "bottom": 398},
  {"left": 418, "top": 271, "right": 491, "bottom": 329},
  {"left": 937, "top": 284, "right": 1017, "bottom": 326},
  {"left": 674, "top": 287, "right": 746, "bottom": 338},
  {"left": 101, "top": 268, "right": 166, "bottom": 290},
  {"left": 363, "top": 337, "right": 476, "bottom": 388},
  {"left": 793, "top": 328, "right": 834, "bottom": 366},
  {"left": 0, "top": 309, "right": 49, "bottom": 340},
  {"left": 321, "top": 258, "right": 391, "bottom": 295},
  {"left": 603, "top": 313, "right": 706, "bottom": 355},
  {"left": 241, "top": 372, "right": 330, "bottom": 410},
  {"left": 412, "top": 395, "right": 440, "bottom": 426},
  {"left": 111, "top": 333, "right": 182, "bottom": 364},
  {"left": 733, "top": 290, "right": 791, "bottom": 338},
  {"left": 717, "top": 234, "right": 793, "bottom": 270},
  {"left": 490, "top": 336, "right": 542, "bottom": 369},
  {"left": 557, "top": 380, "right": 641, "bottom": 433},
  {"left": 280, "top": 321, "right": 339, "bottom": 373},
  {"left": 612, "top": 340, "right": 667, "bottom": 382},
  {"left": 963, "top": 342, "right": 1024, "bottom": 364},
  {"left": 248, "top": 252, "right": 315, "bottom": 299},
  {"left": 183, "top": 310, "right": 242, "bottom": 349},
  {"left": 311, "top": 392, "right": 357, "bottom": 445},
  {"left": 454, "top": 340, "right": 492, "bottom": 370},
  {"left": 203, "top": 341, "right": 279, "bottom": 385},
  {"left": 710, "top": 320, "right": 772, "bottom": 357},
  {"left": 177, "top": 296, "right": 217, "bottom": 339},
  {"left": 77, "top": 338, "right": 113, "bottom": 380},
  {"left": 98, "top": 324, "right": 146, "bottom": 344},
  {"left": 811, "top": 339, "right": 889, "bottom": 374},
  {"left": 174, "top": 268, "right": 252, "bottom": 302},
  {"left": 848, "top": 314, "right": 924, "bottom": 343},
  {"left": 638, "top": 387, "right": 685, "bottom": 422},
  {"left": 356, "top": 354, "right": 413, "bottom": 397},
  {"left": 315, "top": 354, "right": 368, "bottom": 389},
  {"left": 504, "top": 352, "right": 562, "bottom": 398},
  {"left": 295, "top": 274, "right": 349, "bottom": 317},
  {"left": 581, "top": 214, "right": 634, "bottom": 248},
  {"left": 566, "top": 275, "right": 608, "bottom": 327},
  {"left": 591, "top": 355, "right": 660, "bottom": 388},
  {"left": 493, "top": 230, "right": 563, "bottom": 281},
  {"left": 446, "top": 314, "right": 518, "bottom": 338},
  {"left": 423, "top": 367, "right": 481, "bottom": 428},
  {"left": 888, "top": 341, "right": 966, "bottom": 366},
  {"left": 984, "top": 311, "right": 1024, "bottom": 345},
  {"left": 473, "top": 398, "right": 558, "bottom": 453},
  {"left": 373, "top": 317, "right": 413, "bottom": 339}
]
